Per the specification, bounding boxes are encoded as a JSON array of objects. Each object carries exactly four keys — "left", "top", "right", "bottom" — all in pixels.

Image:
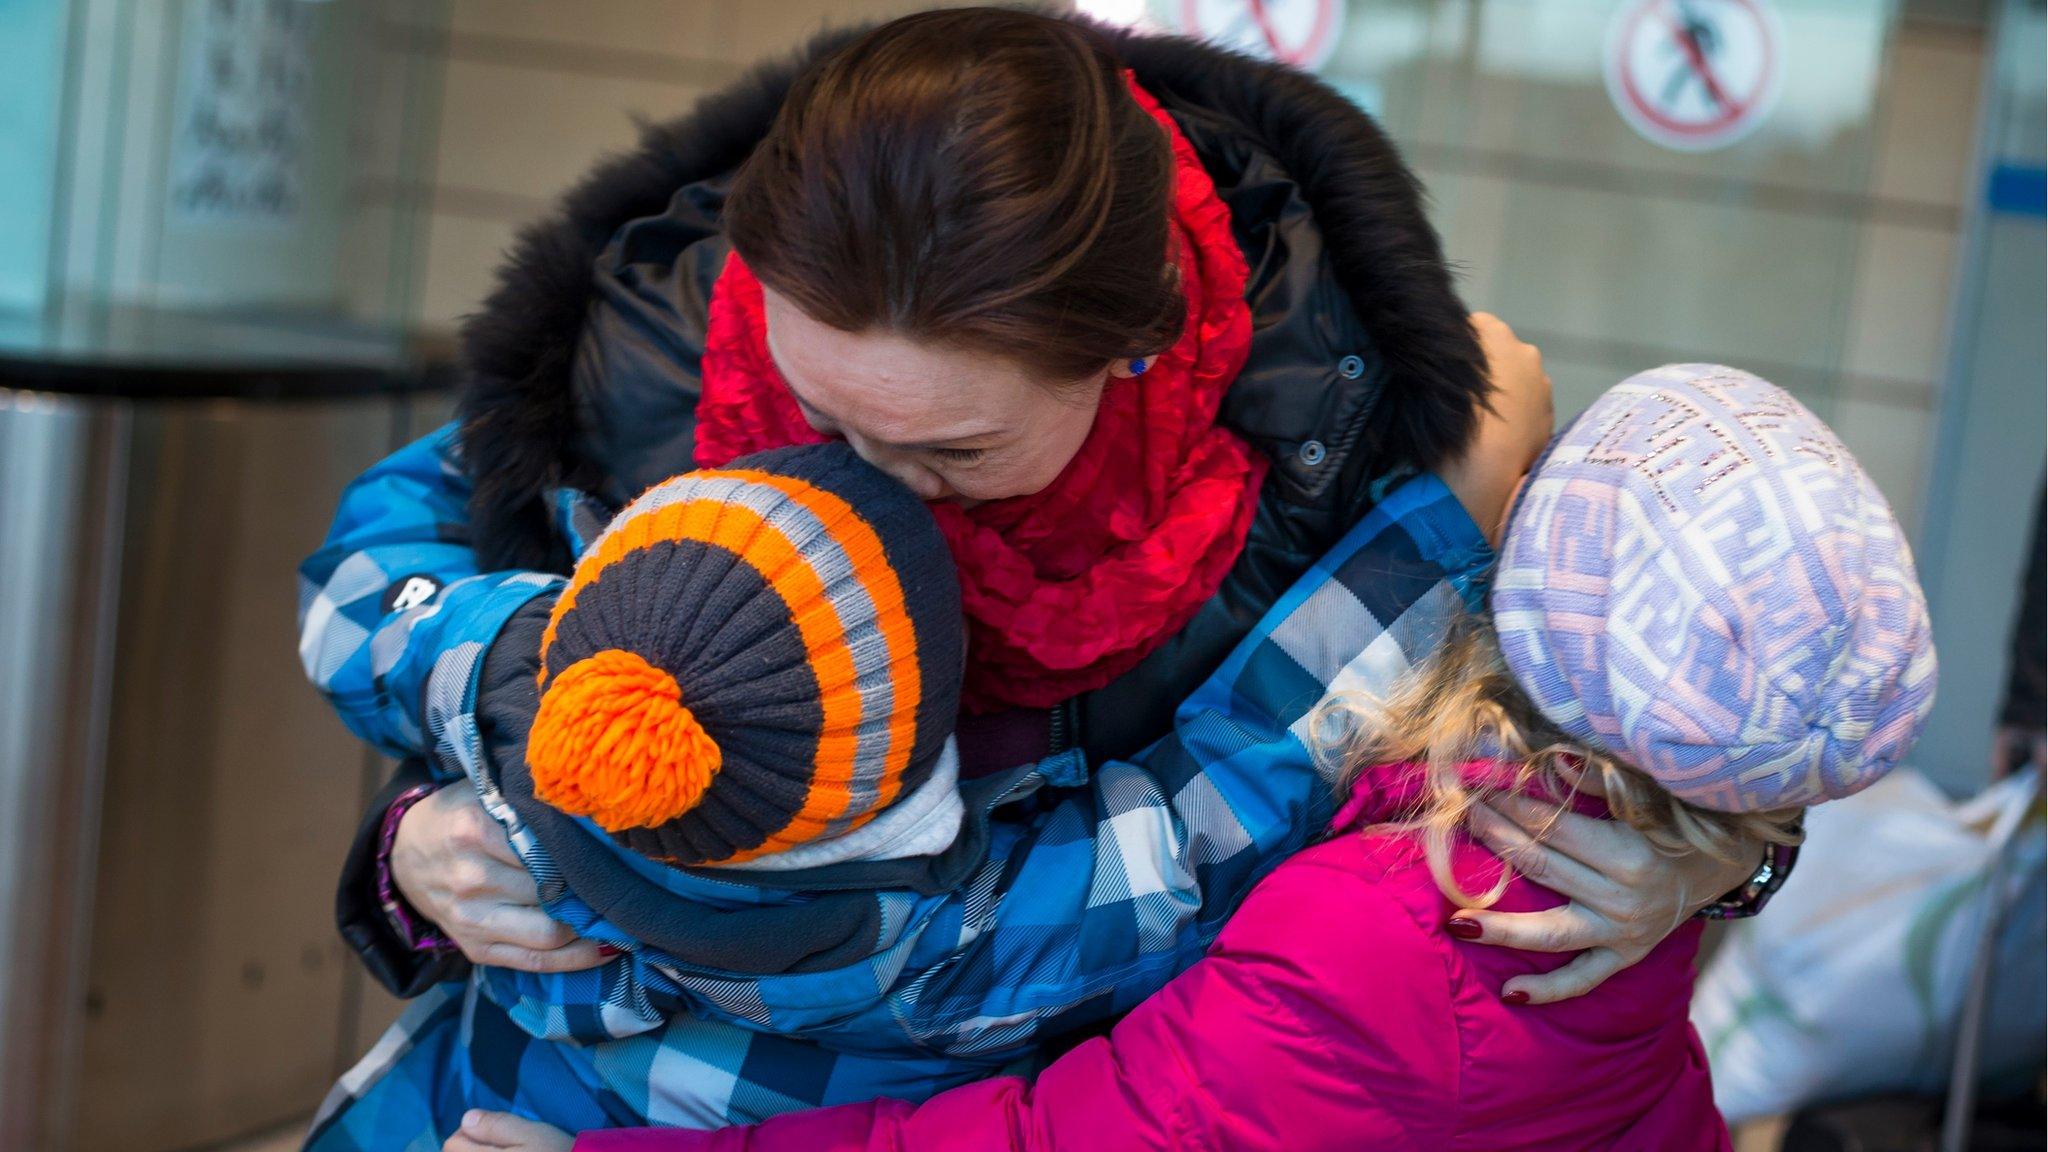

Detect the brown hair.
[
  {"left": 724, "top": 7, "right": 1184, "bottom": 382},
  {"left": 1312, "top": 615, "right": 1803, "bottom": 909}
]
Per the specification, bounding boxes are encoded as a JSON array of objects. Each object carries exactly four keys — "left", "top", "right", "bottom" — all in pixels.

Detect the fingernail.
[
  {"left": 596, "top": 944, "right": 623, "bottom": 958},
  {"left": 1446, "top": 917, "right": 1483, "bottom": 940},
  {"left": 464, "top": 1110, "right": 483, "bottom": 1129},
  {"left": 1502, "top": 990, "right": 1531, "bottom": 1006}
]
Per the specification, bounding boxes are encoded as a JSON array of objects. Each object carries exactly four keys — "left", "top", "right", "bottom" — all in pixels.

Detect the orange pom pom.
[{"left": 527, "top": 649, "right": 723, "bottom": 832}]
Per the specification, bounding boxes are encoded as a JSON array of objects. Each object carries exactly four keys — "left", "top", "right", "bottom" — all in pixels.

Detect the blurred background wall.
[{"left": 0, "top": 2, "right": 2039, "bottom": 1150}]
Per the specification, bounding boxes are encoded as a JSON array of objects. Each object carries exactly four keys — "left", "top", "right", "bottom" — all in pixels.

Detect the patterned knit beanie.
[
  {"left": 526, "top": 443, "right": 964, "bottom": 866},
  {"left": 1493, "top": 364, "right": 1937, "bottom": 813}
]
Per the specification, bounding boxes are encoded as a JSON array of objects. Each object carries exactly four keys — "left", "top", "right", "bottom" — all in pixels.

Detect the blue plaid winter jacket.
[{"left": 298, "top": 424, "right": 571, "bottom": 777}]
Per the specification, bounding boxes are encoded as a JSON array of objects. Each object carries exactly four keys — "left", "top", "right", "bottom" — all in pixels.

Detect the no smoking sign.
[{"left": 1604, "top": 0, "right": 1784, "bottom": 152}]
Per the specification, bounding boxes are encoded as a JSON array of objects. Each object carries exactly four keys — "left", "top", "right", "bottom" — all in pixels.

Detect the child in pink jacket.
[{"left": 448, "top": 365, "right": 1937, "bottom": 1151}]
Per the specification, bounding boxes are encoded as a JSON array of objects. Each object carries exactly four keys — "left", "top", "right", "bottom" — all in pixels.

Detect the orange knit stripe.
[{"left": 710, "top": 469, "right": 924, "bottom": 859}]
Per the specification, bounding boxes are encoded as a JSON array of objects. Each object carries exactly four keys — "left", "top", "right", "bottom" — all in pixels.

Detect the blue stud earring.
[{"left": 1129, "top": 358, "right": 1148, "bottom": 376}]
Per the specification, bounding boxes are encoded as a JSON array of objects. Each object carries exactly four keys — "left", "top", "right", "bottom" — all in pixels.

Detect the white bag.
[{"left": 1691, "top": 766, "right": 2046, "bottom": 1125}]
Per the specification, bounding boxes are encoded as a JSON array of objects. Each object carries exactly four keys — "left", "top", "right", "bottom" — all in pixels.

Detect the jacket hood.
[{"left": 455, "top": 14, "right": 1485, "bottom": 575}]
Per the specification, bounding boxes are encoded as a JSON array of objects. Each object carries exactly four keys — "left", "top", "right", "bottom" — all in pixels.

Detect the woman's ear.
[{"left": 1108, "top": 357, "right": 1152, "bottom": 379}]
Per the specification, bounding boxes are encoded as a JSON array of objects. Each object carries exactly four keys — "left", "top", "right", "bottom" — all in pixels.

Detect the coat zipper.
[{"left": 1048, "top": 699, "right": 1075, "bottom": 755}]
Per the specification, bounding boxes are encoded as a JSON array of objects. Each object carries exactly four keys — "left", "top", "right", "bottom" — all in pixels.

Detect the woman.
[{"left": 301, "top": 2, "right": 1771, "bottom": 1107}]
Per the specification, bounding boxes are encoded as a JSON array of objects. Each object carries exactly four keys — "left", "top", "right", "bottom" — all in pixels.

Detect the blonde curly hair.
[{"left": 1310, "top": 615, "right": 1804, "bottom": 909}]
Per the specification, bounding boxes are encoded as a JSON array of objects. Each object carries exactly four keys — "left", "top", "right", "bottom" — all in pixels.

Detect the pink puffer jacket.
[{"left": 579, "top": 761, "right": 1732, "bottom": 1151}]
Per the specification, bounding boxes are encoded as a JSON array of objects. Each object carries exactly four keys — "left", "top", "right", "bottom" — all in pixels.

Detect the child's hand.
[
  {"left": 1441, "top": 312, "right": 1555, "bottom": 547},
  {"left": 444, "top": 1110, "right": 574, "bottom": 1152}
]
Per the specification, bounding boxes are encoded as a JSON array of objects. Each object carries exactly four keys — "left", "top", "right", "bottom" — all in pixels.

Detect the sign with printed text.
[
  {"left": 168, "top": 0, "right": 312, "bottom": 224},
  {"left": 1177, "top": 0, "right": 1345, "bottom": 73},
  {"left": 1604, "top": 0, "right": 1784, "bottom": 152}
]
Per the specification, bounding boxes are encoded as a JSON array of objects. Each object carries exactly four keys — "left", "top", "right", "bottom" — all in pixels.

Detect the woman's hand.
[
  {"left": 444, "top": 1110, "right": 573, "bottom": 1152},
  {"left": 1440, "top": 312, "right": 1555, "bottom": 546},
  {"left": 392, "top": 784, "right": 608, "bottom": 972},
  {"left": 1454, "top": 793, "right": 1764, "bottom": 1004}
]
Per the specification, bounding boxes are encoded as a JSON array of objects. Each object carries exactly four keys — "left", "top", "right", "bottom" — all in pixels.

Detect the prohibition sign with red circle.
[
  {"left": 1179, "top": 0, "right": 1344, "bottom": 72},
  {"left": 1604, "top": 0, "right": 1783, "bottom": 152}
]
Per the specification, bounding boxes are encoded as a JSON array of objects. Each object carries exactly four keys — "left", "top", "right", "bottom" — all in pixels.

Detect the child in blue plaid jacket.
[{"left": 303, "top": 447, "right": 1493, "bottom": 1148}]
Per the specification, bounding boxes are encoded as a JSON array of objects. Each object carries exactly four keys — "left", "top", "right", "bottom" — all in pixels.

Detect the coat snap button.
[
  {"left": 1297, "top": 439, "right": 1326, "bottom": 466},
  {"left": 1337, "top": 354, "right": 1366, "bottom": 379}
]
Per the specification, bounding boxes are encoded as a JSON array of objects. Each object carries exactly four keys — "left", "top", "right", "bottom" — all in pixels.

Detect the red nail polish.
[
  {"left": 1502, "top": 990, "right": 1530, "bottom": 1005},
  {"left": 1446, "top": 917, "right": 1483, "bottom": 940},
  {"left": 596, "top": 944, "right": 623, "bottom": 958}
]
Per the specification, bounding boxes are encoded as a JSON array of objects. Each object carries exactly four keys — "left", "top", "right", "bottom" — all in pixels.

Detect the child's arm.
[
  {"left": 299, "top": 424, "right": 565, "bottom": 769},
  {"left": 844, "top": 472, "right": 1489, "bottom": 1055},
  {"left": 875, "top": 316, "right": 1544, "bottom": 1047}
]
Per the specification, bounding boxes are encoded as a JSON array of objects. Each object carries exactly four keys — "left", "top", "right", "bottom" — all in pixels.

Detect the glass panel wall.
[
  {"left": 0, "top": 0, "right": 73, "bottom": 311},
  {"left": 1, "top": 0, "right": 447, "bottom": 338}
]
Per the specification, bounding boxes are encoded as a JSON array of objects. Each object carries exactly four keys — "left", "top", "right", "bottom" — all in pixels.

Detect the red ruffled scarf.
[{"left": 694, "top": 78, "right": 1264, "bottom": 713}]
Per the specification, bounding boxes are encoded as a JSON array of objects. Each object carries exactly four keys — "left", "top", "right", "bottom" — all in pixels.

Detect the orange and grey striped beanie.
[{"left": 526, "top": 443, "right": 963, "bottom": 867}]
